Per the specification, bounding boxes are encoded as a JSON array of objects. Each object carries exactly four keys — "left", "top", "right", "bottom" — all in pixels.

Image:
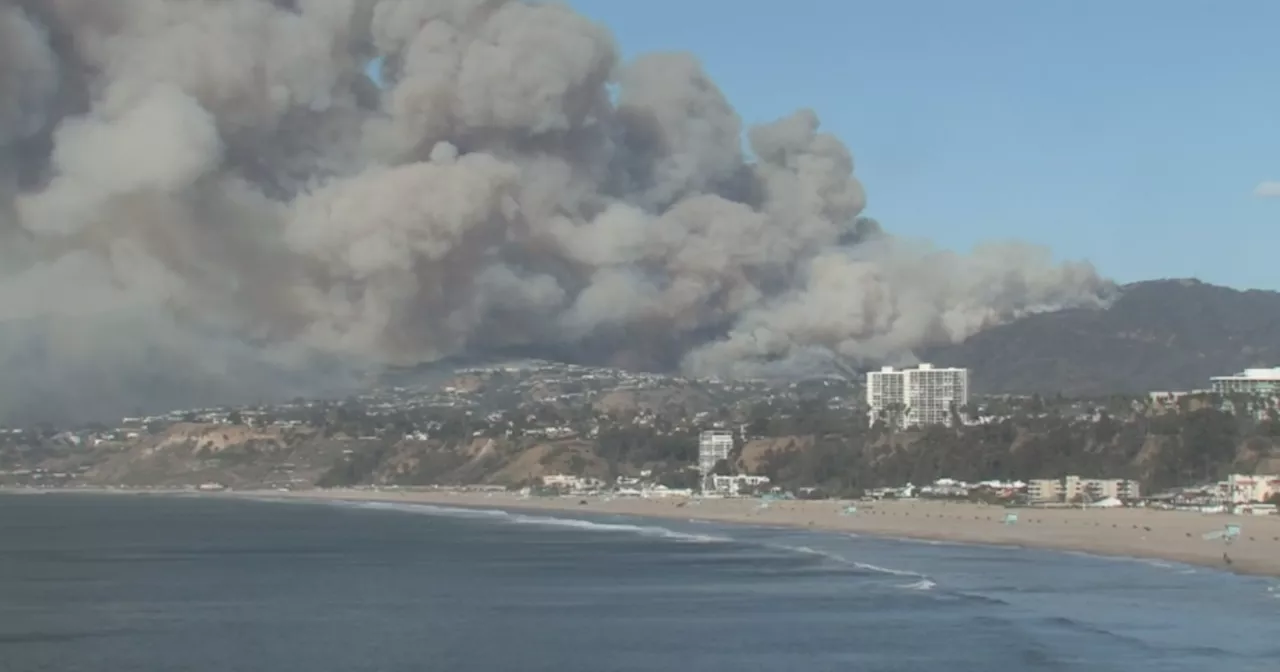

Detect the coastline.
[{"left": 11, "top": 487, "right": 1280, "bottom": 578}]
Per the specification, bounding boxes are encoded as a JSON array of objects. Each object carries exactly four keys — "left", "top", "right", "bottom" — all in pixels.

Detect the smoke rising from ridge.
[{"left": 0, "top": 0, "right": 1112, "bottom": 422}]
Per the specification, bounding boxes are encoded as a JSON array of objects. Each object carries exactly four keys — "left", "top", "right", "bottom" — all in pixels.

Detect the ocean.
[{"left": 0, "top": 494, "right": 1276, "bottom": 672}]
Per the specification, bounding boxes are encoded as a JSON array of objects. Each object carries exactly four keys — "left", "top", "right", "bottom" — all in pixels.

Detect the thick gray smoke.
[{"left": 0, "top": 0, "right": 1111, "bottom": 422}]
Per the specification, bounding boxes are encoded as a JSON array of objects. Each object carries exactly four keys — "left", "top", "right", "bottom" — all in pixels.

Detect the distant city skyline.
[{"left": 569, "top": 0, "right": 1280, "bottom": 291}]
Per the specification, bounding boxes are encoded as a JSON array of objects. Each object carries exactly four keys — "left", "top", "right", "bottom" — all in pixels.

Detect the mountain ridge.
[{"left": 921, "top": 278, "right": 1280, "bottom": 395}]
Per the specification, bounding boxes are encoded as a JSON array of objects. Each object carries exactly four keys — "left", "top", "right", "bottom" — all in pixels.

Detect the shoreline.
[{"left": 9, "top": 487, "right": 1280, "bottom": 578}]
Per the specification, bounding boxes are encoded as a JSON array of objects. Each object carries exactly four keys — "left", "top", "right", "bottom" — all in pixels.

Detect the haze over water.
[{"left": 1, "top": 494, "right": 1276, "bottom": 671}]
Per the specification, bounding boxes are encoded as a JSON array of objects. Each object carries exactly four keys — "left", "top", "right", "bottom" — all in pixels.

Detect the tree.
[
  {"left": 316, "top": 444, "right": 391, "bottom": 488},
  {"left": 1179, "top": 408, "right": 1237, "bottom": 484},
  {"left": 656, "top": 468, "right": 700, "bottom": 490},
  {"left": 228, "top": 410, "right": 243, "bottom": 425},
  {"left": 746, "top": 402, "right": 773, "bottom": 437}
]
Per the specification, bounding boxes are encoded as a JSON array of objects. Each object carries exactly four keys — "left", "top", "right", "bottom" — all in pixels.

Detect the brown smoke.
[{"left": 0, "top": 0, "right": 1112, "bottom": 422}]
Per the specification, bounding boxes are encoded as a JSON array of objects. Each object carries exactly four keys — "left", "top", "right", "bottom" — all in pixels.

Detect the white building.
[
  {"left": 867, "top": 363, "right": 969, "bottom": 428},
  {"left": 709, "top": 474, "right": 771, "bottom": 497},
  {"left": 541, "top": 474, "right": 605, "bottom": 491},
  {"left": 1027, "top": 476, "right": 1141, "bottom": 503},
  {"left": 1074, "top": 476, "right": 1141, "bottom": 502},
  {"left": 698, "top": 430, "right": 734, "bottom": 476},
  {"left": 1210, "top": 367, "right": 1280, "bottom": 396},
  {"left": 1027, "top": 479, "right": 1061, "bottom": 502},
  {"left": 1218, "top": 474, "right": 1280, "bottom": 504}
]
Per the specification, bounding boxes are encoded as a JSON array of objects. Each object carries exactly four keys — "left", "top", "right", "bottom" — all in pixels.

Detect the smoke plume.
[{"left": 0, "top": 0, "right": 1111, "bottom": 422}]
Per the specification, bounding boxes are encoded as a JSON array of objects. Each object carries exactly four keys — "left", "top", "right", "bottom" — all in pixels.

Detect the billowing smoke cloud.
[{"left": 0, "top": 0, "right": 1111, "bottom": 423}]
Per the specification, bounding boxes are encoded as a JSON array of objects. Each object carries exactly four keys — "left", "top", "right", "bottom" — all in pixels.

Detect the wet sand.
[{"left": 248, "top": 489, "right": 1280, "bottom": 578}]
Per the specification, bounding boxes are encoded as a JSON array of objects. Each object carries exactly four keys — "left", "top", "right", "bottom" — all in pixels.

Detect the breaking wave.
[
  {"left": 339, "top": 500, "right": 732, "bottom": 544},
  {"left": 328, "top": 498, "right": 938, "bottom": 582},
  {"left": 763, "top": 542, "right": 931, "bottom": 581}
]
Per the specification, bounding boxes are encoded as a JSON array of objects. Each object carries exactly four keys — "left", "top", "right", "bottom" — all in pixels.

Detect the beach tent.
[{"left": 1089, "top": 496, "right": 1123, "bottom": 508}]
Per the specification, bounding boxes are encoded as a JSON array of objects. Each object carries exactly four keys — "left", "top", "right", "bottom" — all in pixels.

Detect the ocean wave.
[
  {"left": 1035, "top": 615, "right": 1234, "bottom": 658},
  {"left": 335, "top": 500, "right": 732, "bottom": 544},
  {"left": 898, "top": 579, "right": 937, "bottom": 591},
  {"left": 886, "top": 536, "right": 963, "bottom": 548},
  {"left": 853, "top": 561, "right": 924, "bottom": 578},
  {"left": 345, "top": 501, "right": 508, "bottom": 519},
  {"left": 1062, "top": 549, "right": 1184, "bottom": 571},
  {"left": 345, "top": 499, "right": 933, "bottom": 579},
  {"left": 503, "top": 513, "right": 732, "bottom": 544},
  {"left": 766, "top": 543, "right": 928, "bottom": 581}
]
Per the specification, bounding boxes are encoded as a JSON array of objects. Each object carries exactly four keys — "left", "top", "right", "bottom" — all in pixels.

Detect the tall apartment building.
[
  {"left": 866, "top": 363, "right": 968, "bottom": 428},
  {"left": 698, "top": 430, "right": 734, "bottom": 476},
  {"left": 1210, "top": 367, "right": 1280, "bottom": 395}
]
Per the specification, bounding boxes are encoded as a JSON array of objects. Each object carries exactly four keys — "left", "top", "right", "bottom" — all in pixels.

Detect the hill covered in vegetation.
[
  {"left": 3, "top": 362, "right": 1277, "bottom": 497},
  {"left": 922, "top": 279, "right": 1280, "bottom": 395}
]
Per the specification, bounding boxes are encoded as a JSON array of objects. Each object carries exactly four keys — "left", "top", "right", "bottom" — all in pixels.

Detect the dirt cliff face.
[{"left": 81, "top": 423, "right": 340, "bottom": 488}]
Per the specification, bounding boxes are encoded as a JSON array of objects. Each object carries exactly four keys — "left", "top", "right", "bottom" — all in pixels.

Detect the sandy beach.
[{"left": 210, "top": 488, "right": 1280, "bottom": 578}]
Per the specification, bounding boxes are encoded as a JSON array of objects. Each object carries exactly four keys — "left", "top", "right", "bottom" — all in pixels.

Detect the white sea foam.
[
  {"left": 503, "top": 513, "right": 731, "bottom": 543},
  {"left": 325, "top": 499, "right": 936, "bottom": 577},
  {"left": 854, "top": 561, "right": 923, "bottom": 578},
  {"left": 887, "top": 536, "right": 963, "bottom": 548},
  {"left": 776, "top": 544, "right": 859, "bottom": 565},
  {"left": 348, "top": 501, "right": 508, "bottom": 519},
  {"left": 898, "top": 579, "right": 937, "bottom": 591},
  {"left": 768, "top": 543, "right": 928, "bottom": 580},
  {"left": 337, "top": 500, "right": 731, "bottom": 544},
  {"left": 1063, "top": 549, "right": 1187, "bottom": 572}
]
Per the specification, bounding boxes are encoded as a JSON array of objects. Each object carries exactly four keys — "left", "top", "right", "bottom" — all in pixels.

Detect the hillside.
[
  {"left": 6, "top": 311, "right": 1280, "bottom": 495},
  {"left": 922, "top": 279, "right": 1280, "bottom": 395},
  {"left": 6, "top": 383, "right": 1280, "bottom": 497}
]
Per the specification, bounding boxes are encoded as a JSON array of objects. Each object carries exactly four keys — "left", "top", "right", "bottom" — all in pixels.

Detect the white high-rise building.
[
  {"left": 866, "top": 363, "right": 969, "bottom": 428},
  {"left": 698, "top": 430, "right": 734, "bottom": 476}
]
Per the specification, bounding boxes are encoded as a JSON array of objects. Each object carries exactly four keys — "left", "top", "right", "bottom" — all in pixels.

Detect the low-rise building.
[
  {"left": 709, "top": 474, "right": 770, "bottom": 497},
  {"left": 540, "top": 474, "right": 604, "bottom": 492},
  {"left": 1028, "top": 479, "right": 1062, "bottom": 502},
  {"left": 1218, "top": 474, "right": 1280, "bottom": 504},
  {"left": 1027, "top": 475, "right": 1140, "bottom": 503},
  {"left": 1071, "top": 475, "right": 1141, "bottom": 501}
]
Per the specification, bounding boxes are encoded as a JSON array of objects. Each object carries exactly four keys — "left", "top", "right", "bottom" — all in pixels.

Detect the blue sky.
[{"left": 567, "top": 0, "right": 1280, "bottom": 290}]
